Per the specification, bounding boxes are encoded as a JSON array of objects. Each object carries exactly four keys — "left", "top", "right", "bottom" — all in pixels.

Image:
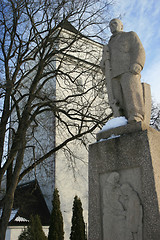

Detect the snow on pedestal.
[{"left": 100, "top": 117, "right": 128, "bottom": 132}]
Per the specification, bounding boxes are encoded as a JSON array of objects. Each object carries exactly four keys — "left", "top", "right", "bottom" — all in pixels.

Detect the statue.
[{"left": 100, "top": 18, "right": 151, "bottom": 124}]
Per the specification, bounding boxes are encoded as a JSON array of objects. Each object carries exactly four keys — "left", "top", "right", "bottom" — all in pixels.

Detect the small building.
[{"left": 3, "top": 180, "right": 50, "bottom": 240}]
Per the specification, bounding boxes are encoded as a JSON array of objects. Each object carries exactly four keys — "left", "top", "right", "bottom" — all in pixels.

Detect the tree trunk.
[{"left": 0, "top": 139, "right": 25, "bottom": 240}]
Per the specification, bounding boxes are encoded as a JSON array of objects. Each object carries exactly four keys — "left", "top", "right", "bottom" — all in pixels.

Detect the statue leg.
[
  {"left": 111, "top": 77, "right": 125, "bottom": 117},
  {"left": 120, "top": 72, "right": 145, "bottom": 123}
]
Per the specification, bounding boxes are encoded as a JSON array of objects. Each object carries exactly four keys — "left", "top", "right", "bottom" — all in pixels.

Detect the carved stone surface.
[
  {"left": 102, "top": 172, "right": 125, "bottom": 240},
  {"left": 121, "top": 183, "right": 142, "bottom": 240},
  {"left": 101, "top": 171, "right": 142, "bottom": 240},
  {"left": 100, "top": 18, "right": 151, "bottom": 124},
  {"left": 89, "top": 126, "right": 160, "bottom": 240}
]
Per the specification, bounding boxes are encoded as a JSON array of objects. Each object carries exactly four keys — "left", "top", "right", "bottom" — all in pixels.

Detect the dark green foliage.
[
  {"left": 18, "top": 215, "right": 47, "bottom": 240},
  {"left": 48, "top": 188, "right": 64, "bottom": 240},
  {"left": 18, "top": 228, "right": 31, "bottom": 240},
  {"left": 70, "top": 196, "right": 86, "bottom": 240}
]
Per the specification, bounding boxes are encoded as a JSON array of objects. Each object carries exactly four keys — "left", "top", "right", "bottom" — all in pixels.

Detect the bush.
[
  {"left": 48, "top": 188, "right": 64, "bottom": 240},
  {"left": 70, "top": 196, "right": 86, "bottom": 240},
  {"left": 18, "top": 215, "right": 47, "bottom": 240}
]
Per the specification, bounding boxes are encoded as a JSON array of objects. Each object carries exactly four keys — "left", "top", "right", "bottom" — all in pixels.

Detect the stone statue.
[
  {"left": 100, "top": 18, "right": 151, "bottom": 124},
  {"left": 102, "top": 172, "right": 143, "bottom": 240}
]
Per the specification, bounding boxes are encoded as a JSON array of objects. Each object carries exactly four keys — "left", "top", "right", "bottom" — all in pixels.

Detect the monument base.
[{"left": 89, "top": 125, "right": 160, "bottom": 240}]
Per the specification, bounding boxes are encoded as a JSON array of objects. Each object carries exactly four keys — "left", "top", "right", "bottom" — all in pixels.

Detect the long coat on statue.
[{"left": 108, "top": 31, "right": 145, "bottom": 79}]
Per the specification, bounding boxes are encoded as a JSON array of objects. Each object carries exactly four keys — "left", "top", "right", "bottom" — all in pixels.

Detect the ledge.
[{"left": 96, "top": 121, "right": 153, "bottom": 141}]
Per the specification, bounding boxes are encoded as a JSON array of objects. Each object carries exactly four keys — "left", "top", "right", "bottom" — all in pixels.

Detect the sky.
[{"left": 108, "top": 0, "right": 160, "bottom": 104}]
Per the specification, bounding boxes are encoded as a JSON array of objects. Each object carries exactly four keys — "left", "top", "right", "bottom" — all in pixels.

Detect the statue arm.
[
  {"left": 130, "top": 63, "right": 142, "bottom": 74},
  {"left": 100, "top": 44, "right": 110, "bottom": 74},
  {"left": 100, "top": 44, "right": 120, "bottom": 116},
  {"left": 129, "top": 31, "right": 145, "bottom": 73}
]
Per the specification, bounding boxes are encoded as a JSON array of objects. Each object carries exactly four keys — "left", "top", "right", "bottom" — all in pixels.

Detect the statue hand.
[{"left": 130, "top": 63, "right": 142, "bottom": 74}]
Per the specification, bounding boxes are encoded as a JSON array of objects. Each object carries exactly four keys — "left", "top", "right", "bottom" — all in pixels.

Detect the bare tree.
[
  {"left": 0, "top": 0, "right": 112, "bottom": 238},
  {"left": 150, "top": 101, "right": 160, "bottom": 131}
]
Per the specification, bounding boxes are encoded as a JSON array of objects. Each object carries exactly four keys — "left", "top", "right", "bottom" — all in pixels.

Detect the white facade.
[
  {"left": 5, "top": 226, "right": 49, "bottom": 240},
  {"left": 55, "top": 28, "right": 108, "bottom": 238},
  {"left": 9, "top": 52, "right": 56, "bottom": 212}
]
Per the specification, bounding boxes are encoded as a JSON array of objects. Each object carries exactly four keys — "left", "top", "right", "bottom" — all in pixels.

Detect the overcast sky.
[{"left": 108, "top": 0, "right": 160, "bottom": 104}]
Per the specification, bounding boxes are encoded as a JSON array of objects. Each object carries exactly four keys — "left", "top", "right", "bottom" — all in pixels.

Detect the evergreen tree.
[
  {"left": 70, "top": 196, "right": 86, "bottom": 240},
  {"left": 48, "top": 188, "right": 64, "bottom": 240},
  {"left": 18, "top": 215, "right": 47, "bottom": 240},
  {"left": 18, "top": 228, "right": 31, "bottom": 240}
]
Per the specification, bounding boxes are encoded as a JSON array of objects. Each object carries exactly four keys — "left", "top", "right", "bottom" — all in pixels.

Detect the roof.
[
  {"left": 60, "top": 20, "right": 103, "bottom": 46},
  {"left": 8, "top": 180, "right": 50, "bottom": 226},
  {"left": 60, "top": 20, "right": 80, "bottom": 35}
]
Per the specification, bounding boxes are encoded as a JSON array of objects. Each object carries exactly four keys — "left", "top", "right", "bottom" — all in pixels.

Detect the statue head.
[
  {"left": 107, "top": 172, "right": 120, "bottom": 185},
  {"left": 109, "top": 18, "right": 123, "bottom": 34}
]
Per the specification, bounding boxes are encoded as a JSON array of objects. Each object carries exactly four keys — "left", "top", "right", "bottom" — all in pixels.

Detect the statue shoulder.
[
  {"left": 128, "top": 31, "right": 140, "bottom": 39},
  {"left": 128, "top": 31, "right": 137, "bottom": 35}
]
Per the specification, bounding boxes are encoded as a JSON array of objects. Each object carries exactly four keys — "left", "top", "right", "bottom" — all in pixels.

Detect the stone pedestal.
[{"left": 88, "top": 125, "right": 160, "bottom": 240}]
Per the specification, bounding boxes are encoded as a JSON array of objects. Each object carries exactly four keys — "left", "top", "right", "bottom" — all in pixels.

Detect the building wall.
[
  {"left": 10, "top": 55, "right": 56, "bottom": 212},
  {"left": 55, "top": 29, "right": 109, "bottom": 239},
  {"left": 5, "top": 226, "right": 49, "bottom": 240}
]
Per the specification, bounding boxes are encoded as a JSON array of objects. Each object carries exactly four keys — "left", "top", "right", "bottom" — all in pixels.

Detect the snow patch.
[
  {"left": 107, "top": 134, "right": 121, "bottom": 140},
  {"left": 99, "top": 134, "right": 121, "bottom": 142},
  {"left": 14, "top": 216, "right": 29, "bottom": 222},
  {"left": 100, "top": 117, "right": 128, "bottom": 132}
]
